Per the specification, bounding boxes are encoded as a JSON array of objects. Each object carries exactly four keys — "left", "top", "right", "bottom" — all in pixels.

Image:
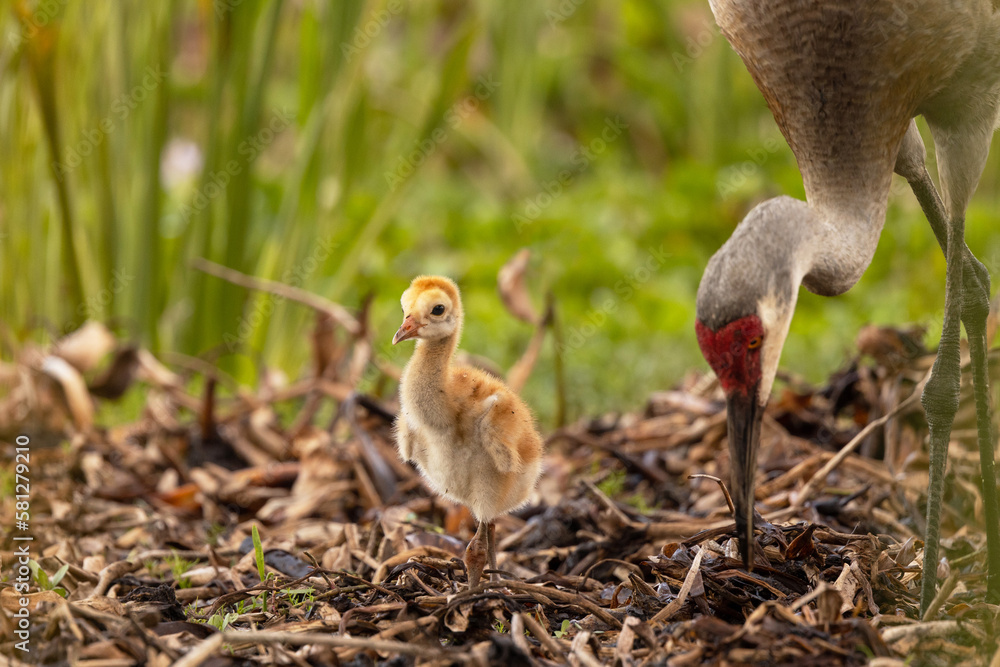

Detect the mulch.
[{"left": 1, "top": 264, "right": 998, "bottom": 666}]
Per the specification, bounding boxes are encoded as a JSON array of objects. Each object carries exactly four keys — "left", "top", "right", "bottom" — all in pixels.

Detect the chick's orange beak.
[{"left": 392, "top": 315, "right": 423, "bottom": 345}]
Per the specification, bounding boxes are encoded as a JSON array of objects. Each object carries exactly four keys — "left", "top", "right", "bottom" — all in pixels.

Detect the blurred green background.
[{"left": 3, "top": 0, "right": 999, "bottom": 425}]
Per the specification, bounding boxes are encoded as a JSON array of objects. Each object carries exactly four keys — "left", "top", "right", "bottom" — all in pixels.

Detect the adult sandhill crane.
[{"left": 695, "top": 0, "right": 1000, "bottom": 611}]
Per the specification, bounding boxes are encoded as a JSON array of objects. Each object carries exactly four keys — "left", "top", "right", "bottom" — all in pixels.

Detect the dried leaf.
[
  {"left": 815, "top": 585, "right": 845, "bottom": 625},
  {"left": 497, "top": 248, "right": 538, "bottom": 324},
  {"left": 41, "top": 355, "right": 94, "bottom": 431},
  {"left": 445, "top": 601, "right": 473, "bottom": 632},
  {"left": 785, "top": 524, "right": 818, "bottom": 560},
  {"left": 135, "top": 349, "right": 181, "bottom": 386},
  {"left": 312, "top": 311, "right": 337, "bottom": 377},
  {"left": 1, "top": 588, "right": 65, "bottom": 613},
  {"left": 89, "top": 347, "right": 140, "bottom": 399},
  {"left": 856, "top": 324, "right": 925, "bottom": 370},
  {"left": 53, "top": 321, "right": 116, "bottom": 373},
  {"left": 156, "top": 483, "right": 202, "bottom": 514},
  {"left": 506, "top": 296, "right": 553, "bottom": 393},
  {"left": 895, "top": 536, "right": 918, "bottom": 567}
]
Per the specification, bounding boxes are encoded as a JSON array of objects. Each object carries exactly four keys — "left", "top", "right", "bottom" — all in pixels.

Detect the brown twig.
[
  {"left": 921, "top": 572, "right": 960, "bottom": 622},
  {"left": 650, "top": 547, "right": 704, "bottom": 624},
  {"left": 517, "top": 611, "right": 568, "bottom": 660},
  {"left": 549, "top": 292, "right": 567, "bottom": 428},
  {"left": 193, "top": 257, "right": 361, "bottom": 335},
  {"left": 794, "top": 368, "right": 929, "bottom": 507},
  {"left": 689, "top": 473, "right": 735, "bottom": 515},
  {"left": 217, "top": 629, "right": 463, "bottom": 658},
  {"left": 507, "top": 296, "right": 553, "bottom": 393},
  {"left": 88, "top": 560, "right": 141, "bottom": 599},
  {"left": 343, "top": 391, "right": 398, "bottom": 504},
  {"left": 483, "top": 580, "right": 622, "bottom": 629}
]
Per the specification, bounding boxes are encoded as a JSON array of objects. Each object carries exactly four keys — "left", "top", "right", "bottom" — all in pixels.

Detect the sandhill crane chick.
[{"left": 392, "top": 275, "right": 543, "bottom": 588}]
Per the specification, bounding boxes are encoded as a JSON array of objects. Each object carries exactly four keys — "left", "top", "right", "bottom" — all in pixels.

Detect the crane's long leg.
[
  {"left": 964, "top": 269, "right": 1000, "bottom": 607},
  {"left": 904, "top": 168, "right": 1000, "bottom": 609},
  {"left": 918, "top": 205, "right": 964, "bottom": 615}
]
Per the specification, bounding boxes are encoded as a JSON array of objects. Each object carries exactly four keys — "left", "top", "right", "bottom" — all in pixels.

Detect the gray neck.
[
  {"left": 698, "top": 191, "right": 889, "bottom": 406},
  {"left": 698, "top": 191, "right": 888, "bottom": 330},
  {"left": 801, "top": 190, "right": 889, "bottom": 297}
]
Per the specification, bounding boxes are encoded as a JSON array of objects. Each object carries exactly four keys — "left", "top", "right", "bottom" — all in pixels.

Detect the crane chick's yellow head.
[{"left": 392, "top": 275, "right": 463, "bottom": 345}]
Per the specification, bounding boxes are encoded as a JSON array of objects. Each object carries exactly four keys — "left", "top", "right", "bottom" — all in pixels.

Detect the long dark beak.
[
  {"left": 726, "top": 388, "right": 763, "bottom": 570},
  {"left": 392, "top": 315, "right": 423, "bottom": 345}
]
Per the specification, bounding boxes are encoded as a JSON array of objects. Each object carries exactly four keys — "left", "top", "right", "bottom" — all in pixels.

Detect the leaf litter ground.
[{"left": 1, "top": 265, "right": 999, "bottom": 666}]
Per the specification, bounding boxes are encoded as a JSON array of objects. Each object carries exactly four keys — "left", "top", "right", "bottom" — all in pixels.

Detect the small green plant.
[
  {"left": 625, "top": 493, "right": 652, "bottom": 514},
  {"left": 597, "top": 468, "right": 626, "bottom": 498},
  {"left": 252, "top": 525, "right": 266, "bottom": 581},
  {"left": 251, "top": 524, "right": 270, "bottom": 610},
  {"left": 493, "top": 619, "right": 507, "bottom": 633},
  {"left": 206, "top": 522, "right": 227, "bottom": 546},
  {"left": 284, "top": 587, "right": 316, "bottom": 607},
  {"left": 207, "top": 611, "right": 240, "bottom": 632},
  {"left": 165, "top": 552, "right": 196, "bottom": 588},
  {"left": 553, "top": 619, "right": 572, "bottom": 639},
  {"left": 30, "top": 561, "right": 69, "bottom": 598},
  {"left": 0, "top": 468, "right": 15, "bottom": 498}
]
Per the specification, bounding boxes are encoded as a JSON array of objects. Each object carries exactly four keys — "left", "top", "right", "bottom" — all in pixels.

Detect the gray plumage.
[{"left": 698, "top": 0, "right": 1000, "bottom": 605}]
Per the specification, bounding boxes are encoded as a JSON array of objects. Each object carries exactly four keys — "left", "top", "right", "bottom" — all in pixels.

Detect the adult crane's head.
[{"left": 695, "top": 197, "right": 809, "bottom": 569}]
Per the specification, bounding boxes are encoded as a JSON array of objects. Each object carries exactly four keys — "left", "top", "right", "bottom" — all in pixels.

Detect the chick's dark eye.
[{"left": 431, "top": 304, "right": 445, "bottom": 316}]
